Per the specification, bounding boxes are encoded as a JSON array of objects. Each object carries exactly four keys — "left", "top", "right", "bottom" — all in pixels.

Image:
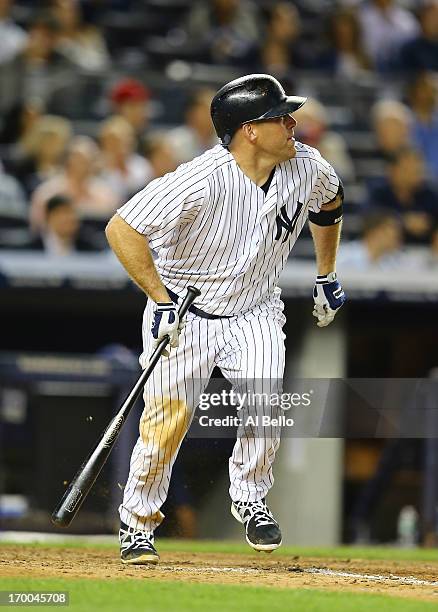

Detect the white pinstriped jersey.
[{"left": 117, "top": 142, "right": 340, "bottom": 316}]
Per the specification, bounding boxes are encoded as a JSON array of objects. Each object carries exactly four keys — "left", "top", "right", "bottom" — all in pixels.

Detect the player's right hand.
[{"left": 151, "top": 303, "right": 184, "bottom": 357}]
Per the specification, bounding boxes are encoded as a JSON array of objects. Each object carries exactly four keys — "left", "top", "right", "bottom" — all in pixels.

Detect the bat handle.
[{"left": 177, "top": 285, "right": 202, "bottom": 319}]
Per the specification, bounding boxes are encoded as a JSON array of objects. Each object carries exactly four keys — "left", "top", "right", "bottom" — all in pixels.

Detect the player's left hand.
[{"left": 312, "top": 272, "right": 346, "bottom": 327}]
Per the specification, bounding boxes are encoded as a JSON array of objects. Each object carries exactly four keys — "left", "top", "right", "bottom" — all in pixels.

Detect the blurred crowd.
[{"left": 0, "top": 0, "right": 437, "bottom": 269}]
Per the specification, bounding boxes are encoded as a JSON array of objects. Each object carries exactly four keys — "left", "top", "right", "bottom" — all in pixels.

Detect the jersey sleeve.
[
  {"left": 307, "top": 158, "right": 340, "bottom": 214},
  {"left": 117, "top": 160, "right": 208, "bottom": 249}
]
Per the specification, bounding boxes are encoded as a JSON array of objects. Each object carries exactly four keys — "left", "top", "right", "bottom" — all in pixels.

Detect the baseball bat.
[{"left": 51, "top": 286, "right": 201, "bottom": 527}]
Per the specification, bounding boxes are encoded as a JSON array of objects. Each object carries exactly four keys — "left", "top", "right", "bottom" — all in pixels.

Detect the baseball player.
[{"left": 106, "top": 74, "right": 346, "bottom": 564}]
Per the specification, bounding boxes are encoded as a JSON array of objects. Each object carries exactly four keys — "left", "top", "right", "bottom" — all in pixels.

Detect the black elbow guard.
[
  {"left": 308, "top": 203, "right": 343, "bottom": 226},
  {"left": 309, "top": 180, "right": 344, "bottom": 226}
]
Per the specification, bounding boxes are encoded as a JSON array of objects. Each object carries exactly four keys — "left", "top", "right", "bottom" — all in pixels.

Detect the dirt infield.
[{"left": 1, "top": 545, "right": 438, "bottom": 602}]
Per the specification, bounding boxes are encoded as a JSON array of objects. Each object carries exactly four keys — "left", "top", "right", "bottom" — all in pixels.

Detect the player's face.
[{"left": 252, "top": 114, "right": 298, "bottom": 161}]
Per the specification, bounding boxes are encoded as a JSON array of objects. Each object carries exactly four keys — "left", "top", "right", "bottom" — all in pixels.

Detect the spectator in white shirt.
[
  {"left": 0, "top": 161, "right": 27, "bottom": 222},
  {"left": 50, "top": 0, "right": 110, "bottom": 72},
  {"left": 99, "top": 115, "right": 153, "bottom": 201},
  {"left": 30, "top": 136, "right": 119, "bottom": 232},
  {"left": 143, "top": 133, "right": 178, "bottom": 179},
  {"left": 10, "top": 114, "right": 72, "bottom": 196},
  {"left": 358, "top": 0, "right": 419, "bottom": 71},
  {"left": 167, "top": 88, "right": 218, "bottom": 164},
  {"left": 0, "top": 0, "right": 27, "bottom": 64},
  {"left": 371, "top": 99, "right": 413, "bottom": 158}
]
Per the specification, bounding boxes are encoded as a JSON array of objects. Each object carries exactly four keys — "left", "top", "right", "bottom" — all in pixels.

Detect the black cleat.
[
  {"left": 119, "top": 521, "right": 159, "bottom": 565},
  {"left": 231, "top": 499, "right": 282, "bottom": 552}
]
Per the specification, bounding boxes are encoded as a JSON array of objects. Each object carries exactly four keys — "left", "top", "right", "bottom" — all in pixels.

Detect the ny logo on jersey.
[{"left": 274, "top": 202, "right": 304, "bottom": 243}]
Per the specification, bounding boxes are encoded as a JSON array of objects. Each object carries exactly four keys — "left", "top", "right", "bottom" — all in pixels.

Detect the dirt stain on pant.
[{"left": 139, "top": 396, "right": 190, "bottom": 478}]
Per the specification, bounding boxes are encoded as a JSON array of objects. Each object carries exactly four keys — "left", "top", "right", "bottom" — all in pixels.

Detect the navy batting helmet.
[{"left": 210, "top": 74, "right": 307, "bottom": 146}]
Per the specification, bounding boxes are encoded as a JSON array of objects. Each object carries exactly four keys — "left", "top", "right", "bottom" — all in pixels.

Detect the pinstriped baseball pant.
[{"left": 119, "top": 292, "right": 286, "bottom": 533}]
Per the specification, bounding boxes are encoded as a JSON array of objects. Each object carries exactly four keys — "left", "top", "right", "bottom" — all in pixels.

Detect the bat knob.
[{"left": 186, "top": 286, "right": 201, "bottom": 298}]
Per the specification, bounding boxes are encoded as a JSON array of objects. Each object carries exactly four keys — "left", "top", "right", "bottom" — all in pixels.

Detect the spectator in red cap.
[{"left": 110, "top": 78, "right": 151, "bottom": 150}]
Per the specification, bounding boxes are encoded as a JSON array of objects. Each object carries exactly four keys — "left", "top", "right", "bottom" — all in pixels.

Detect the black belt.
[{"left": 166, "top": 287, "right": 231, "bottom": 320}]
